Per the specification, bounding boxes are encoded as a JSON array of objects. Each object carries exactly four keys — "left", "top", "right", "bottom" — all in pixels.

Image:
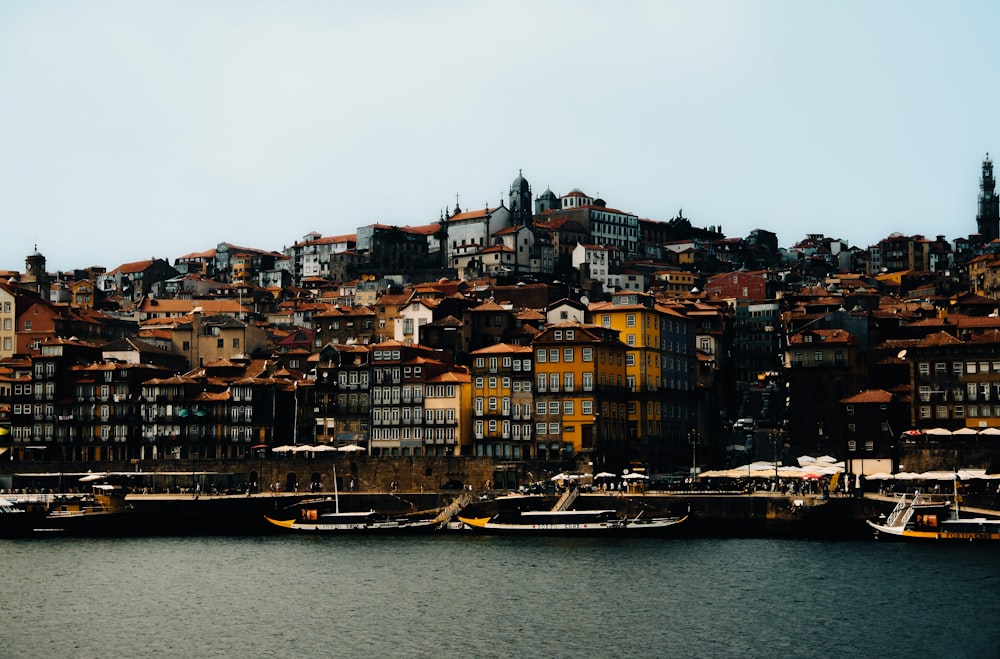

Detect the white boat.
[
  {"left": 265, "top": 501, "right": 438, "bottom": 533},
  {"left": 458, "top": 507, "right": 686, "bottom": 535},
  {"left": 867, "top": 490, "right": 1000, "bottom": 541}
]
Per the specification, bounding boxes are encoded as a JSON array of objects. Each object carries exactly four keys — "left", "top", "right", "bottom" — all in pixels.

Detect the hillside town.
[{"left": 4, "top": 161, "right": 1000, "bottom": 480}]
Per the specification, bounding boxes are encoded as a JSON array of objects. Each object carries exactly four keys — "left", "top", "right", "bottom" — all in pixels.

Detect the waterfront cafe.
[{"left": 3, "top": 470, "right": 243, "bottom": 494}]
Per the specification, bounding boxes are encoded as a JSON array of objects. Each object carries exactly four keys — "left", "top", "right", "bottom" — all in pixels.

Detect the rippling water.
[{"left": 3, "top": 535, "right": 999, "bottom": 658}]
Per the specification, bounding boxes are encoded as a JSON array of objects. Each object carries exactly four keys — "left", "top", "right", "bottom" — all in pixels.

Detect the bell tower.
[
  {"left": 977, "top": 154, "right": 999, "bottom": 242},
  {"left": 509, "top": 170, "right": 532, "bottom": 226},
  {"left": 22, "top": 245, "right": 49, "bottom": 296}
]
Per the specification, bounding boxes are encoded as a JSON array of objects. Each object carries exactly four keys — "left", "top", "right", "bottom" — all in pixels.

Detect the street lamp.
[
  {"left": 771, "top": 431, "right": 779, "bottom": 484},
  {"left": 688, "top": 428, "right": 698, "bottom": 480}
]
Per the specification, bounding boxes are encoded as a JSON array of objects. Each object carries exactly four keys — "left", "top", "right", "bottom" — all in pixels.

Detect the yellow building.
[
  {"left": 469, "top": 343, "right": 534, "bottom": 460},
  {"left": 588, "top": 292, "right": 665, "bottom": 448},
  {"left": 424, "top": 370, "right": 472, "bottom": 457},
  {"left": 531, "top": 321, "right": 628, "bottom": 467}
]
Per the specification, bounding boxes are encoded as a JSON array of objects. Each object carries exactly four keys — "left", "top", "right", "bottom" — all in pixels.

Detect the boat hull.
[
  {"left": 868, "top": 518, "right": 1000, "bottom": 541},
  {"left": 458, "top": 514, "right": 687, "bottom": 536},
  {"left": 263, "top": 515, "right": 439, "bottom": 533}
]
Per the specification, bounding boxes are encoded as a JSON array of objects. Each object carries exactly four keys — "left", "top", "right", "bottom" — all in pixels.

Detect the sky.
[{"left": 2, "top": 1, "right": 999, "bottom": 273}]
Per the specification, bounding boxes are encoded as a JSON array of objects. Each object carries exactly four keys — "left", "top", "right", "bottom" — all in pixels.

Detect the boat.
[
  {"left": 34, "top": 484, "right": 135, "bottom": 535},
  {"left": 867, "top": 490, "right": 1000, "bottom": 541},
  {"left": 264, "top": 499, "right": 439, "bottom": 533},
  {"left": 458, "top": 508, "right": 686, "bottom": 535},
  {"left": 0, "top": 496, "right": 40, "bottom": 537},
  {"left": 263, "top": 466, "right": 439, "bottom": 533}
]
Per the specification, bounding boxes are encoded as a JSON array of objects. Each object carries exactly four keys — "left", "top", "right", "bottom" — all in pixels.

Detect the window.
[
  {"left": 217, "top": 338, "right": 224, "bottom": 348},
  {"left": 563, "top": 400, "right": 574, "bottom": 415},
  {"left": 626, "top": 314, "right": 636, "bottom": 327},
  {"left": 549, "top": 349, "right": 559, "bottom": 363},
  {"left": 918, "top": 362, "right": 930, "bottom": 376},
  {"left": 582, "top": 348, "right": 593, "bottom": 362},
  {"left": 536, "top": 350, "right": 547, "bottom": 363},
  {"left": 564, "top": 372, "right": 574, "bottom": 391}
]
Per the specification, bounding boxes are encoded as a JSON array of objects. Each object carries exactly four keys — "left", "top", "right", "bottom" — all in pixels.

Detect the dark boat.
[{"left": 33, "top": 485, "right": 134, "bottom": 535}]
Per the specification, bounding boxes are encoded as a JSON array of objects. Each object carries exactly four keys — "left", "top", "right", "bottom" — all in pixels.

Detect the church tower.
[
  {"left": 977, "top": 154, "right": 999, "bottom": 242},
  {"left": 509, "top": 170, "right": 532, "bottom": 226}
]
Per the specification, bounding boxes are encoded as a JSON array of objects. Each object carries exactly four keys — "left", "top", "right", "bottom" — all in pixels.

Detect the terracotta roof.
[
  {"left": 841, "top": 389, "right": 893, "bottom": 404},
  {"left": 469, "top": 342, "right": 532, "bottom": 355}
]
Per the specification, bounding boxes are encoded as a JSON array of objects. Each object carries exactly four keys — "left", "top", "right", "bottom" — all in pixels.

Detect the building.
[
  {"left": 469, "top": 343, "right": 534, "bottom": 460},
  {"left": 531, "top": 322, "right": 629, "bottom": 469}
]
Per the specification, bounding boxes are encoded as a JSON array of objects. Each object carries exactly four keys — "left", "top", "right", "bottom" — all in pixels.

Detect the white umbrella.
[
  {"left": 291, "top": 445, "right": 316, "bottom": 453},
  {"left": 271, "top": 445, "right": 296, "bottom": 453},
  {"left": 594, "top": 472, "right": 617, "bottom": 479},
  {"left": 338, "top": 444, "right": 366, "bottom": 452},
  {"left": 924, "top": 428, "right": 952, "bottom": 437},
  {"left": 979, "top": 427, "right": 1000, "bottom": 436},
  {"left": 953, "top": 428, "right": 979, "bottom": 437},
  {"left": 622, "top": 472, "right": 648, "bottom": 480},
  {"left": 550, "top": 473, "right": 569, "bottom": 481},
  {"left": 79, "top": 472, "right": 108, "bottom": 482},
  {"left": 309, "top": 444, "right": 338, "bottom": 452}
]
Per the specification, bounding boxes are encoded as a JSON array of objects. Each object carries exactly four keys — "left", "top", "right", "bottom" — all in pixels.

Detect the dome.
[
  {"left": 539, "top": 188, "right": 557, "bottom": 201},
  {"left": 511, "top": 170, "right": 530, "bottom": 193}
]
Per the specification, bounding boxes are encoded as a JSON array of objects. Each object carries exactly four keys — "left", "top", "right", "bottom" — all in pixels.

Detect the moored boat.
[
  {"left": 264, "top": 497, "right": 439, "bottom": 533},
  {"left": 34, "top": 484, "right": 134, "bottom": 535},
  {"left": 867, "top": 490, "right": 1000, "bottom": 541},
  {"left": 457, "top": 507, "right": 687, "bottom": 535}
]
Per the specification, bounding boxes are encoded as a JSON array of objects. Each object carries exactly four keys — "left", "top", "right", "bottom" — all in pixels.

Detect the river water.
[{"left": 2, "top": 535, "right": 998, "bottom": 658}]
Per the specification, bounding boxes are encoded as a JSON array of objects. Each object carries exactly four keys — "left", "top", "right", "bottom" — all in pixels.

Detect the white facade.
[
  {"left": 0, "top": 284, "right": 15, "bottom": 359},
  {"left": 394, "top": 300, "right": 436, "bottom": 345},
  {"left": 444, "top": 206, "right": 512, "bottom": 268}
]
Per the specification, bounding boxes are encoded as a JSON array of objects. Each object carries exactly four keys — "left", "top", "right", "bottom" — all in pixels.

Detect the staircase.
[
  {"left": 432, "top": 493, "right": 473, "bottom": 524},
  {"left": 551, "top": 488, "right": 579, "bottom": 511}
]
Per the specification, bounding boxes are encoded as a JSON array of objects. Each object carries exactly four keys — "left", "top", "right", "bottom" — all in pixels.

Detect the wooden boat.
[
  {"left": 457, "top": 508, "right": 687, "bottom": 535},
  {"left": 264, "top": 498, "right": 438, "bottom": 533},
  {"left": 263, "top": 467, "right": 438, "bottom": 533},
  {"left": 33, "top": 484, "right": 134, "bottom": 535},
  {"left": 867, "top": 490, "right": 1000, "bottom": 541}
]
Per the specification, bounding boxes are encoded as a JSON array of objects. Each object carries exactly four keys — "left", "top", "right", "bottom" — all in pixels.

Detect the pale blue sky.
[{"left": 1, "top": 1, "right": 997, "bottom": 271}]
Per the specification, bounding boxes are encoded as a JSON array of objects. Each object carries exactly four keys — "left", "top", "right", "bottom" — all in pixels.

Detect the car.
[{"left": 733, "top": 418, "right": 755, "bottom": 432}]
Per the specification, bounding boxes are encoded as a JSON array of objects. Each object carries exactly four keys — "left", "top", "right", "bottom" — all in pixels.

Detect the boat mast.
[
  {"left": 953, "top": 468, "right": 961, "bottom": 518},
  {"left": 333, "top": 464, "right": 339, "bottom": 514}
]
